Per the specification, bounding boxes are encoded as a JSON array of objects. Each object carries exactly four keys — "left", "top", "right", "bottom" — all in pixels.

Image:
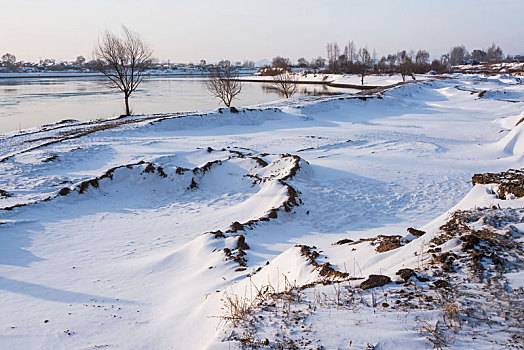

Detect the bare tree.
[
  {"left": 206, "top": 65, "right": 242, "bottom": 107},
  {"left": 75, "top": 56, "right": 86, "bottom": 67},
  {"left": 272, "top": 73, "right": 298, "bottom": 98},
  {"left": 297, "top": 57, "right": 308, "bottom": 68},
  {"left": 326, "top": 42, "right": 341, "bottom": 72},
  {"left": 1, "top": 53, "right": 16, "bottom": 65},
  {"left": 271, "top": 56, "right": 291, "bottom": 70},
  {"left": 345, "top": 41, "right": 356, "bottom": 65},
  {"left": 356, "top": 47, "right": 372, "bottom": 85},
  {"left": 93, "top": 26, "right": 153, "bottom": 116},
  {"left": 414, "top": 49, "right": 430, "bottom": 73},
  {"left": 487, "top": 43, "right": 504, "bottom": 63},
  {"left": 1, "top": 53, "right": 17, "bottom": 72},
  {"left": 472, "top": 49, "right": 487, "bottom": 63},
  {"left": 398, "top": 50, "right": 415, "bottom": 81},
  {"left": 449, "top": 45, "right": 469, "bottom": 66},
  {"left": 310, "top": 57, "right": 326, "bottom": 70}
]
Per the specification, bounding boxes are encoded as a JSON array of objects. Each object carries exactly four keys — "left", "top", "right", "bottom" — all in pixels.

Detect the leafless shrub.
[
  {"left": 206, "top": 65, "right": 242, "bottom": 107},
  {"left": 220, "top": 275, "right": 298, "bottom": 328},
  {"left": 93, "top": 25, "right": 153, "bottom": 116},
  {"left": 417, "top": 318, "right": 455, "bottom": 349},
  {"left": 416, "top": 302, "right": 462, "bottom": 349},
  {"left": 441, "top": 303, "right": 462, "bottom": 331},
  {"left": 272, "top": 73, "right": 298, "bottom": 98},
  {"left": 221, "top": 291, "right": 257, "bottom": 327}
]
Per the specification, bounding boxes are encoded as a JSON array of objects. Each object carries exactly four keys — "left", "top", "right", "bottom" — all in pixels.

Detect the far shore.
[
  {"left": 0, "top": 71, "right": 434, "bottom": 91},
  {"left": 0, "top": 70, "right": 255, "bottom": 79},
  {"left": 234, "top": 76, "right": 380, "bottom": 89}
]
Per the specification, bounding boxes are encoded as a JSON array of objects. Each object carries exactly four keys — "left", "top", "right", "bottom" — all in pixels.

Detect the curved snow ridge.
[
  {"left": 142, "top": 107, "right": 287, "bottom": 133},
  {"left": 204, "top": 153, "right": 310, "bottom": 266},
  {"left": 493, "top": 117, "right": 524, "bottom": 155},
  {"left": 0, "top": 161, "right": 176, "bottom": 211},
  {"left": 211, "top": 245, "right": 352, "bottom": 319},
  {"left": 0, "top": 150, "right": 307, "bottom": 210},
  {"left": 207, "top": 152, "right": 308, "bottom": 234},
  {"left": 297, "top": 79, "right": 439, "bottom": 123},
  {"left": 219, "top": 246, "right": 321, "bottom": 304},
  {"left": 0, "top": 151, "right": 309, "bottom": 270}
]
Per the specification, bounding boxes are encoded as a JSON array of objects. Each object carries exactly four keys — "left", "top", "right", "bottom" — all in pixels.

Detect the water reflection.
[
  {"left": 0, "top": 76, "right": 356, "bottom": 133},
  {"left": 262, "top": 84, "right": 347, "bottom": 97}
]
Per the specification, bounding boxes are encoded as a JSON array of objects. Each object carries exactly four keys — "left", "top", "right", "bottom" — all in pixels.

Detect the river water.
[{"left": 0, "top": 76, "right": 353, "bottom": 133}]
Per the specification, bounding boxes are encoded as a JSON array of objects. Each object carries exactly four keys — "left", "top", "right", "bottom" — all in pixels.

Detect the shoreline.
[
  {"left": 0, "top": 71, "right": 256, "bottom": 79},
  {"left": 233, "top": 77, "right": 380, "bottom": 90}
]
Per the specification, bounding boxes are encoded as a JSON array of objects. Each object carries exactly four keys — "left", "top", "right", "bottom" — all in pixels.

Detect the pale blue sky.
[{"left": 1, "top": 0, "right": 523, "bottom": 63}]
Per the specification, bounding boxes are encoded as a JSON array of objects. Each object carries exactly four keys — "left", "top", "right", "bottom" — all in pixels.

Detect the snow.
[
  {"left": 494, "top": 118, "right": 524, "bottom": 155},
  {"left": 1, "top": 73, "right": 523, "bottom": 349},
  {"left": 245, "top": 72, "right": 433, "bottom": 87},
  {"left": 505, "top": 271, "right": 524, "bottom": 290}
]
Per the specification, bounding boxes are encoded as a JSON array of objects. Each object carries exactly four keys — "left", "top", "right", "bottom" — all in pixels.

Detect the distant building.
[
  {"left": 471, "top": 49, "right": 487, "bottom": 65},
  {"left": 513, "top": 55, "right": 524, "bottom": 63}
]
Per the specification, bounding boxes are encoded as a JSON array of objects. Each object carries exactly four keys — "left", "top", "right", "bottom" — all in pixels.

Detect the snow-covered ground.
[
  {"left": 0, "top": 74, "right": 523, "bottom": 349},
  {"left": 243, "top": 73, "right": 432, "bottom": 87}
]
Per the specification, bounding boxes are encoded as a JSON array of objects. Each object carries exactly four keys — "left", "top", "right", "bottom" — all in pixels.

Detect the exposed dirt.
[
  {"left": 396, "top": 268, "right": 415, "bottom": 282},
  {"left": 348, "top": 234, "right": 403, "bottom": 253},
  {"left": 360, "top": 275, "right": 392, "bottom": 290},
  {"left": 407, "top": 227, "right": 426, "bottom": 237},
  {"left": 472, "top": 168, "right": 524, "bottom": 199},
  {"left": 297, "top": 245, "right": 349, "bottom": 281},
  {"left": 188, "top": 178, "right": 198, "bottom": 190},
  {"left": 332, "top": 238, "right": 354, "bottom": 245},
  {"left": 223, "top": 235, "right": 250, "bottom": 266}
]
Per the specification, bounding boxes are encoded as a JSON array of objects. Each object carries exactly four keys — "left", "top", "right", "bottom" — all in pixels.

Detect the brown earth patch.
[{"left": 472, "top": 169, "right": 524, "bottom": 199}]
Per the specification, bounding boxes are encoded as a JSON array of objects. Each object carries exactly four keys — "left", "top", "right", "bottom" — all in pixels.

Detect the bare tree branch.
[
  {"left": 93, "top": 25, "right": 153, "bottom": 116},
  {"left": 271, "top": 73, "right": 298, "bottom": 98},
  {"left": 205, "top": 65, "right": 242, "bottom": 108}
]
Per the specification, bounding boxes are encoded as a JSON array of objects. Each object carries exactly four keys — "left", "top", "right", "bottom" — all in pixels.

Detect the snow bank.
[
  {"left": 225, "top": 246, "right": 319, "bottom": 301},
  {"left": 493, "top": 117, "right": 524, "bottom": 155}
]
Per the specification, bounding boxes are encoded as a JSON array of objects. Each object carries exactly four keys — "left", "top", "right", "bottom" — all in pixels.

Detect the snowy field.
[
  {"left": 0, "top": 74, "right": 523, "bottom": 349},
  {"left": 245, "top": 72, "right": 434, "bottom": 86}
]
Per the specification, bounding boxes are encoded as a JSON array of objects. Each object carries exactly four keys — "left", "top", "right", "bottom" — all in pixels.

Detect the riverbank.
[
  {"left": 0, "top": 69, "right": 257, "bottom": 79},
  {"left": 0, "top": 75, "right": 320, "bottom": 134},
  {"left": 1, "top": 74, "right": 523, "bottom": 348},
  {"left": 237, "top": 73, "right": 434, "bottom": 89}
]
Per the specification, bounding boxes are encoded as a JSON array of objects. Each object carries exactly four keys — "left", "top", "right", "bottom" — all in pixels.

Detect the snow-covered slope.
[{"left": 1, "top": 74, "right": 523, "bottom": 349}]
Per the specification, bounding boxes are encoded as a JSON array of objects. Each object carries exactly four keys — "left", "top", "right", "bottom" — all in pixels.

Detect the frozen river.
[{"left": 0, "top": 75, "right": 353, "bottom": 133}]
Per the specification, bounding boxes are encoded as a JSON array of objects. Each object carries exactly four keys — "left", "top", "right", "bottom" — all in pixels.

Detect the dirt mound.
[
  {"left": 349, "top": 234, "right": 403, "bottom": 253},
  {"left": 297, "top": 245, "right": 349, "bottom": 281},
  {"left": 407, "top": 227, "right": 426, "bottom": 237},
  {"left": 472, "top": 168, "right": 524, "bottom": 199},
  {"left": 360, "top": 275, "right": 391, "bottom": 290}
]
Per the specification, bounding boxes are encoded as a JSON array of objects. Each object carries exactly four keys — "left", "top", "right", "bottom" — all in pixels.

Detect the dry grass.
[
  {"left": 221, "top": 291, "right": 258, "bottom": 327},
  {"left": 417, "top": 318, "right": 455, "bottom": 349}
]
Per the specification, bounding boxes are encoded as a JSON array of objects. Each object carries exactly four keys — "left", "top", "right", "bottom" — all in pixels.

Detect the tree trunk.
[
  {"left": 361, "top": 73, "right": 364, "bottom": 85},
  {"left": 124, "top": 94, "right": 130, "bottom": 115}
]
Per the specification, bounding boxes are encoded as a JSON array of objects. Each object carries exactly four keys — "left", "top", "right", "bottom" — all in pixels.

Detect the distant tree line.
[
  {"left": 262, "top": 42, "right": 518, "bottom": 84},
  {"left": 0, "top": 53, "right": 100, "bottom": 72}
]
